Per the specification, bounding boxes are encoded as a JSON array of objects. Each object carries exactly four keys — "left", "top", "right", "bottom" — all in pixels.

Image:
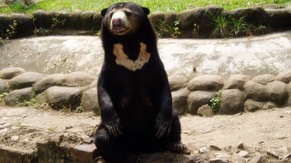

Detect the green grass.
[{"left": 0, "top": 0, "right": 290, "bottom": 14}]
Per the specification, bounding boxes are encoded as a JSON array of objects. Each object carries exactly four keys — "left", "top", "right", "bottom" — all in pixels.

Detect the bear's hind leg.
[
  {"left": 95, "top": 128, "right": 139, "bottom": 163},
  {"left": 165, "top": 111, "right": 189, "bottom": 154}
]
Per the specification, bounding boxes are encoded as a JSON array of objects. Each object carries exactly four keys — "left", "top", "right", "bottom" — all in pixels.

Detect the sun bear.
[{"left": 94, "top": 2, "right": 188, "bottom": 163}]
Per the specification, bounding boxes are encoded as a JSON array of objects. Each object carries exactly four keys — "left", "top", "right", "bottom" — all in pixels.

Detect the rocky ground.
[{"left": 0, "top": 106, "right": 290, "bottom": 162}]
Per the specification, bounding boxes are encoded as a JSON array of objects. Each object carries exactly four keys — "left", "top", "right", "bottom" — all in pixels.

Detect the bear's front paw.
[
  {"left": 105, "top": 119, "right": 123, "bottom": 137},
  {"left": 95, "top": 128, "right": 110, "bottom": 143},
  {"left": 154, "top": 114, "right": 172, "bottom": 138}
]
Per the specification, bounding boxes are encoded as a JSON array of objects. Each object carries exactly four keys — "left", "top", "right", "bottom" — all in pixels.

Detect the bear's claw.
[
  {"left": 154, "top": 118, "right": 172, "bottom": 138},
  {"left": 167, "top": 142, "right": 190, "bottom": 154},
  {"left": 105, "top": 120, "right": 123, "bottom": 137}
]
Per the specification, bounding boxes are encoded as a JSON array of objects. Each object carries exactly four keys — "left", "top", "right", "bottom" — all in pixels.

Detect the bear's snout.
[
  {"left": 110, "top": 11, "right": 130, "bottom": 35},
  {"left": 112, "top": 18, "right": 123, "bottom": 28}
]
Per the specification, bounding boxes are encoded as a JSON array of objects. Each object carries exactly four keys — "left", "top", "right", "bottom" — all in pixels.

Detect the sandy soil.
[{"left": 0, "top": 106, "right": 291, "bottom": 162}]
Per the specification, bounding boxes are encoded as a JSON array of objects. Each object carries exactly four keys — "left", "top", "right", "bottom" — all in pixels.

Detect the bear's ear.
[
  {"left": 142, "top": 7, "right": 150, "bottom": 15},
  {"left": 101, "top": 8, "right": 108, "bottom": 17}
]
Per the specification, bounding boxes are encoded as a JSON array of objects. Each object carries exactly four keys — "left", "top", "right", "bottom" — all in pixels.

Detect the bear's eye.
[
  {"left": 109, "top": 12, "right": 114, "bottom": 18},
  {"left": 124, "top": 11, "right": 132, "bottom": 17}
]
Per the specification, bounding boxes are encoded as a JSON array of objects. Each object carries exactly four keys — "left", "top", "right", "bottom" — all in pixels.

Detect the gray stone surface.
[{"left": 1, "top": 32, "right": 291, "bottom": 79}]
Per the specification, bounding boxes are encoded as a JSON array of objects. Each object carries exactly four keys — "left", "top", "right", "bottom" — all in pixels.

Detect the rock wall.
[
  {"left": 1, "top": 67, "right": 290, "bottom": 115},
  {"left": 0, "top": 5, "right": 291, "bottom": 38}
]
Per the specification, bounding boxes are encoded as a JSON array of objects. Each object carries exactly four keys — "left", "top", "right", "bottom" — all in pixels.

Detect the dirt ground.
[{"left": 0, "top": 106, "right": 291, "bottom": 162}]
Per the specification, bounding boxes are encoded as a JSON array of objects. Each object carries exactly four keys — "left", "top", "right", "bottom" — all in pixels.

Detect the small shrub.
[
  {"left": 156, "top": 20, "right": 181, "bottom": 38},
  {"left": 212, "top": 14, "right": 230, "bottom": 38},
  {"left": 51, "top": 15, "right": 66, "bottom": 30},
  {"left": 192, "top": 23, "right": 200, "bottom": 38},
  {"left": 209, "top": 90, "right": 222, "bottom": 113},
  {"left": 0, "top": 20, "right": 17, "bottom": 44},
  {"left": 0, "top": 92, "right": 9, "bottom": 105},
  {"left": 75, "top": 105, "right": 84, "bottom": 113}
]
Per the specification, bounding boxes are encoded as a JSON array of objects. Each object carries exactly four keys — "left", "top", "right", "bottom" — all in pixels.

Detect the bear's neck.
[{"left": 102, "top": 30, "right": 157, "bottom": 60}]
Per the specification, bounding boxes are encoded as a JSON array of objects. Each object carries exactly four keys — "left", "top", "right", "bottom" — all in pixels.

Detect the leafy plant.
[
  {"left": 0, "top": 92, "right": 8, "bottom": 105},
  {"left": 75, "top": 105, "right": 84, "bottom": 113},
  {"left": 33, "top": 15, "right": 66, "bottom": 36},
  {"left": 211, "top": 13, "right": 268, "bottom": 38},
  {"left": 231, "top": 16, "right": 248, "bottom": 36},
  {"left": 192, "top": 23, "right": 200, "bottom": 38},
  {"left": 48, "top": 125, "right": 58, "bottom": 132},
  {"left": 0, "top": 20, "right": 17, "bottom": 44},
  {"left": 51, "top": 15, "right": 66, "bottom": 30},
  {"left": 156, "top": 20, "right": 181, "bottom": 38},
  {"left": 209, "top": 90, "right": 222, "bottom": 113},
  {"left": 212, "top": 14, "right": 230, "bottom": 38}
]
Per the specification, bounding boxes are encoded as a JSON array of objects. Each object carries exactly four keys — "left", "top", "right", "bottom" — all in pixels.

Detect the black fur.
[{"left": 95, "top": 2, "right": 186, "bottom": 163}]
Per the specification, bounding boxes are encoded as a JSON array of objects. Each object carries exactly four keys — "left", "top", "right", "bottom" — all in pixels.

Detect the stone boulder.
[
  {"left": 229, "top": 7, "right": 267, "bottom": 26},
  {"left": 219, "top": 89, "right": 246, "bottom": 114},
  {"left": 92, "top": 13, "right": 102, "bottom": 31},
  {"left": 266, "top": 8, "right": 291, "bottom": 30},
  {"left": 80, "top": 11, "right": 95, "bottom": 30},
  {"left": 243, "top": 81, "right": 268, "bottom": 101},
  {"left": 197, "top": 104, "right": 214, "bottom": 117},
  {"left": 168, "top": 75, "right": 188, "bottom": 91},
  {"left": 164, "top": 11, "right": 178, "bottom": 27},
  {"left": 81, "top": 87, "right": 99, "bottom": 115},
  {"left": 223, "top": 74, "right": 250, "bottom": 90},
  {"left": 172, "top": 88, "right": 189, "bottom": 115},
  {"left": 244, "top": 80, "right": 288, "bottom": 105},
  {"left": 33, "top": 72, "right": 94, "bottom": 94},
  {"left": 244, "top": 99, "right": 277, "bottom": 112},
  {"left": 9, "top": 13, "right": 33, "bottom": 34},
  {"left": 177, "top": 8, "right": 204, "bottom": 38},
  {"left": 4, "top": 87, "right": 33, "bottom": 106},
  {"left": 141, "top": 152, "right": 200, "bottom": 163},
  {"left": 276, "top": 70, "right": 291, "bottom": 83},
  {"left": 53, "top": 11, "right": 71, "bottom": 29},
  {"left": 266, "top": 81, "right": 288, "bottom": 105},
  {"left": 32, "top": 10, "right": 52, "bottom": 29},
  {"left": 199, "top": 5, "right": 224, "bottom": 37},
  {"left": 0, "top": 67, "right": 26, "bottom": 79},
  {"left": 0, "top": 79, "right": 9, "bottom": 93},
  {"left": 252, "top": 74, "right": 275, "bottom": 85},
  {"left": 70, "top": 11, "right": 82, "bottom": 29},
  {"left": 149, "top": 11, "right": 165, "bottom": 30},
  {"left": 187, "top": 91, "right": 216, "bottom": 114},
  {"left": 286, "top": 82, "right": 291, "bottom": 106},
  {"left": 187, "top": 75, "right": 224, "bottom": 91},
  {"left": 41, "top": 86, "right": 82, "bottom": 110},
  {"left": 8, "top": 72, "right": 45, "bottom": 90}
]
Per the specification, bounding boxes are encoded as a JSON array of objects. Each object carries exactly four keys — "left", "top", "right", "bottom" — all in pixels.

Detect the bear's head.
[{"left": 101, "top": 2, "right": 150, "bottom": 36}]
